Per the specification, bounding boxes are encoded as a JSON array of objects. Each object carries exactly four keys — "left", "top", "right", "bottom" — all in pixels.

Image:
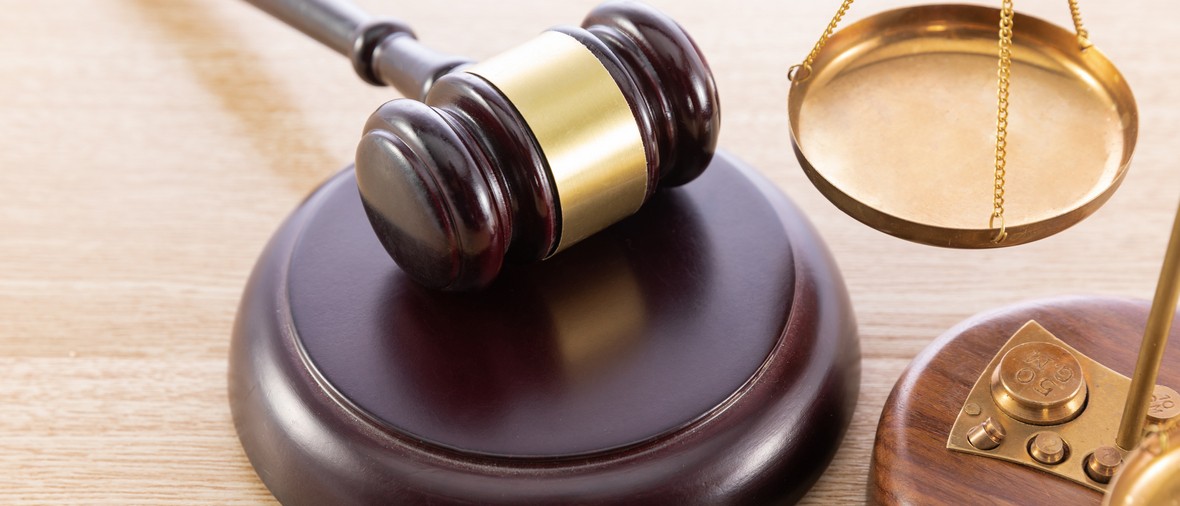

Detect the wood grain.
[{"left": 1, "top": 0, "right": 1177, "bottom": 504}]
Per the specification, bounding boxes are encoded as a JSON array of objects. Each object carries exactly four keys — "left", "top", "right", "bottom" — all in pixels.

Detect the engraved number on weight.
[
  {"left": 1150, "top": 393, "right": 1177, "bottom": 415},
  {"left": 1035, "top": 379, "right": 1055, "bottom": 397},
  {"left": 1015, "top": 368, "right": 1036, "bottom": 384},
  {"left": 1013, "top": 351, "right": 1075, "bottom": 398},
  {"left": 1023, "top": 351, "right": 1051, "bottom": 370},
  {"left": 1013, "top": 366, "right": 1058, "bottom": 396}
]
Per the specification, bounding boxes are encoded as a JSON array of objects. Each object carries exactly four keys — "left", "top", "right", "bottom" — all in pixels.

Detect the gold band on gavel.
[{"left": 466, "top": 31, "right": 649, "bottom": 255}]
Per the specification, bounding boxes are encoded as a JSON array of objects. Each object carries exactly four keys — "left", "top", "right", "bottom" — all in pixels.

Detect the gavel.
[{"left": 244, "top": 0, "right": 720, "bottom": 291}]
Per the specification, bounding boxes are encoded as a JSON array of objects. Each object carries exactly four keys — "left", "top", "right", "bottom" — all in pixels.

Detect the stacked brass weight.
[
  {"left": 947, "top": 199, "right": 1180, "bottom": 491},
  {"left": 788, "top": 1, "right": 1137, "bottom": 248}
]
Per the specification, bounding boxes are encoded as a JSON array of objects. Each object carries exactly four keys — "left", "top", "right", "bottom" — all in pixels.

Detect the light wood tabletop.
[{"left": 3, "top": 0, "right": 1177, "bottom": 503}]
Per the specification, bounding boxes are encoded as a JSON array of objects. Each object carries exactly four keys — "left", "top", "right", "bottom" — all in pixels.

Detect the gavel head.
[{"left": 355, "top": 1, "right": 720, "bottom": 291}]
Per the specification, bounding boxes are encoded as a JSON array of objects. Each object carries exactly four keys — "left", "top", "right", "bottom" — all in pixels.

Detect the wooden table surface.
[{"left": 3, "top": 0, "right": 1176, "bottom": 503}]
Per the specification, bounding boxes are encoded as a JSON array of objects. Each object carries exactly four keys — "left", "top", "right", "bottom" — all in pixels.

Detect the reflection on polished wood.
[
  {"left": 1, "top": 0, "right": 1177, "bottom": 504},
  {"left": 229, "top": 155, "right": 859, "bottom": 502}
]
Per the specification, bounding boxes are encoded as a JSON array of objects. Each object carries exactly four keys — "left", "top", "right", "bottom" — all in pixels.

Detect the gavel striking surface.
[{"left": 229, "top": 152, "right": 860, "bottom": 504}]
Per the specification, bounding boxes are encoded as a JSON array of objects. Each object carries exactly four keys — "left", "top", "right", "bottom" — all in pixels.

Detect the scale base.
[
  {"left": 869, "top": 297, "right": 1180, "bottom": 505},
  {"left": 229, "top": 152, "right": 860, "bottom": 504}
]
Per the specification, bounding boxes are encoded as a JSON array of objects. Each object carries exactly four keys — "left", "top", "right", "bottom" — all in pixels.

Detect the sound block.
[
  {"left": 869, "top": 297, "right": 1180, "bottom": 505},
  {"left": 228, "top": 151, "right": 860, "bottom": 504}
]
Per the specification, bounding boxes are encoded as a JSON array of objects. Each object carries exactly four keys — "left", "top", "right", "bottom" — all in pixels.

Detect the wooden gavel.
[{"left": 244, "top": 0, "right": 720, "bottom": 291}]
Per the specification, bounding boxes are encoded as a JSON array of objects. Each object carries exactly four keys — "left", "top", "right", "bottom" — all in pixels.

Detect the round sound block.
[
  {"left": 228, "top": 151, "right": 860, "bottom": 504},
  {"left": 869, "top": 297, "right": 1180, "bottom": 505}
]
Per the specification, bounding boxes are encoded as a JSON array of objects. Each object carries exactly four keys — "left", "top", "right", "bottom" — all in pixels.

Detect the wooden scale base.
[
  {"left": 869, "top": 297, "right": 1180, "bottom": 505},
  {"left": 228, "top": 152, "right": 861, "bottom": 504}
]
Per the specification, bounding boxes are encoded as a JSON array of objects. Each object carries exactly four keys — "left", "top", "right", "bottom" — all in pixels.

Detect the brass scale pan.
[{"left": 788, "top": 4, "right": 1138, "bottom": 248}]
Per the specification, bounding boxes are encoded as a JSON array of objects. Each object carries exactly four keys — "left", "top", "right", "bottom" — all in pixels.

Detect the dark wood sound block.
[
  {"left": 869, "top": 297, "right": 1180, "bottom": 505},
  {"left": 228, "top": 151, "right": 860, "bottom": 504}
]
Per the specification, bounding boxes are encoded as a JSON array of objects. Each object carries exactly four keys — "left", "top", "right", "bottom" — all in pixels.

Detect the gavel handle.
[
  {"left": 242, "top": 0, "right": 469, "bottom": 99},
  {"left": 245, "top": 0, "right": 368, "bottom": 56}
]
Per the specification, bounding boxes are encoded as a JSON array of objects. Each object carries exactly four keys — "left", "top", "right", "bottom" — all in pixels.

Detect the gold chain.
[
  {"left": 990, "top": 0, "right": 1014, "bottom": 243},
  {"left": 1068, "top": 0, "right": 1092, "bottom": 49},
  {"left": 788, "top": 0, "right": 855, "bottom": 82}
]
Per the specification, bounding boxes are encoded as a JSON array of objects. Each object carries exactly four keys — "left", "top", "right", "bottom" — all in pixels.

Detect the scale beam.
[{"left": 1117, "top": 200, "right": 1180, "bottom": 450}]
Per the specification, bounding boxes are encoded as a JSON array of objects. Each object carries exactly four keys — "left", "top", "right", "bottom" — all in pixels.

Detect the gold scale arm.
[
  {"left": 791, "top": 0, "right": 1094, "bottom": 244},
  {"left": 1117, "top": 200, "right": 1180, "bottom": 451}
]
